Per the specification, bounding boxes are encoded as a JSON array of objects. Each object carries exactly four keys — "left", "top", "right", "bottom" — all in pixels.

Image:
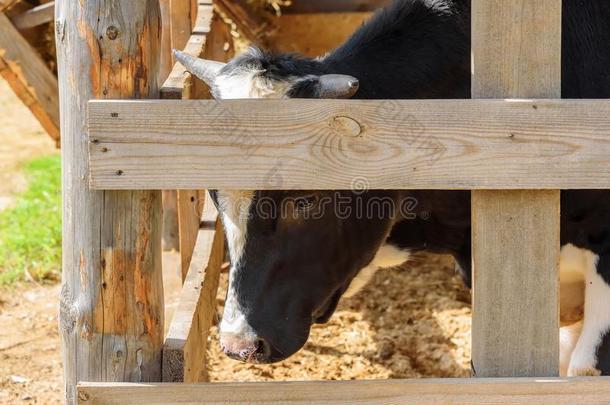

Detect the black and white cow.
[{"left": 174, "top": 0, "right": 610, "bottom": 375}]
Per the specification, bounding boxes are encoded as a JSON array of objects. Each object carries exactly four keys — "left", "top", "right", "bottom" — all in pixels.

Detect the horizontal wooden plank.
[
  {"left": 78, "top": 378, "right": 610, "bottom": 404},
  {"left": 10, "top": 2, "right": 54, "bottom": 30},
  {"left": 87, "top": 99, "right": 610, "bottom": 190}
]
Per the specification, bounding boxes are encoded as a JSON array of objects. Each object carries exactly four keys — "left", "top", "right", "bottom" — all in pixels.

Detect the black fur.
[
  {"left": 222, "top": 0, "right": 470, "bottom": 99},
  {"left": 214, "top": 0, "right": 610, "bottom": 369}
]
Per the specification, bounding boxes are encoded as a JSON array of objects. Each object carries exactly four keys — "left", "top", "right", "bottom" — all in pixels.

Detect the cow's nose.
[{"left": 220, "top": 332, "right": 271, "bottom": 363}]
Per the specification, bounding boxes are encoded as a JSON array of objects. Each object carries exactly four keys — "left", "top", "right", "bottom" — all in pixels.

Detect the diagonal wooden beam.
[
  {"left": 86, "top": 98, "right": 610, "bottom": 190},
  {"left": 214, "top": 0, "right": 271, "bottom": 47},
  {"left": 0, "top": 0, "right": 20, "bottom": 13},
  {"left": 0, "top": 12, "right": 60, "bottom": 145},
  {"left": 10, "top": 2, "right": 54, "bottom": 30},
  {"left": 162, "top": 194, "right": 224, "bottom": 382}
]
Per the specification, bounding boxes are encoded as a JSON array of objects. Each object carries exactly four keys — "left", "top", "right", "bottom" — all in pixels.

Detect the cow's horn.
[
  {"left": 173, "top": 49, "right": 226, "bottom": 87},
  {"left": 317, "top": 74, "right": 360, "bottom": 98}
]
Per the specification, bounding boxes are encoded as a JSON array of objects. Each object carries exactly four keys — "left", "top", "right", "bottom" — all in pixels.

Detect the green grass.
[{"left": 0, "top": 155, "right": 61, "bottom": 285}]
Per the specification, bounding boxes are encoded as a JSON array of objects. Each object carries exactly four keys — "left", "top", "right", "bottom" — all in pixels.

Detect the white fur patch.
[
  {"left": 217, "top": 191, "right": 255, "bottom": 337},
  {"left": 220, "top": 272, "right": 257, "bottom": 337},
  {"left": 216, "top": 191, "right": 254, "bottom": 266},
  {"left": 560, "top": 321, "right": 583, "bottom": 376},
  {"left": 568, "top": 250, "right": 608, "bottom": 376},
  {"left": 215, "top": 71, "right": 293, "bottom": 100},
  {"left": 344, "top": 244, "right": 411, "bottom": 297}
]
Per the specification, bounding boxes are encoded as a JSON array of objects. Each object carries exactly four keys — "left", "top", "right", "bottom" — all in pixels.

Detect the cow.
[{"left": 174, "top": 0, "right": 610, "bottom": 376}]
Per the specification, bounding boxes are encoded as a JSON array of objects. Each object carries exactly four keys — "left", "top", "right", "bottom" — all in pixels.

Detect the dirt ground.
[
  {"left": 208, "top": 254, "right": 471, "bottom": 382},
  {"left": 0, "top": 73, "right": 472, "bottom": 404},
  {"left": 0, "top": 285, "right": 63, "bottom": 404}
]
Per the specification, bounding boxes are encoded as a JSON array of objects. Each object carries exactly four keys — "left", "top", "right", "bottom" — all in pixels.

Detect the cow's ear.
[
  {"left": 173, "top": 49, "right": 226, "bottom": 87},
  {"left": 287, "top": 75, "right": 360, "bottom": 99}
]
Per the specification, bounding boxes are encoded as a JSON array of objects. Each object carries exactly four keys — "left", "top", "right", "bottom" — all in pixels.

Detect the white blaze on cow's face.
[{"left": 213, "top": 69, "right": 296, "bottom": 99}]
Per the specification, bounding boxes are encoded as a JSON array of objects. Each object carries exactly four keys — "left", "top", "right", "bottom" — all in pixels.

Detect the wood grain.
[
  {"left": 77, "top": 377, "right": 610, "bottom": 405},
  {"left": 160, "top": 0, "right": 216, "bottom": 255},
  {"left": 163, "top": 194, "right": 224, "bottom": 382},
  {"left": 159, "top": 0, "right": 180, "bottom": 252},
  {"left": 159, "top": 0, "right": 173, "bottom": 82},
  {"left": 160, "top": 1, "right": 213, "bottom": 100},
  {"left": 0, "top": 12, "right": 59, "bottom": 144},
  {"left": 158, "top": 2, "right": 226, "bottom": 275},
  {"left": 87, "top": 98, "right": 610, "bottom": 190},
  {"left": 472, "top": 0, "right": 562, "bottom": 99},
  {"left": 472, "top": 191, "right": 560, "bottom": 377},
  {"left": 471, "top": 0, "right": 561, "bottom": 377},
  {"left": 177, "top": 190, "right": 203, "bottom": 280},
  {"left": 170, "top": 0, "right": 194, "bottom": 60},
  {"left": 55, "top": 2, "right": 164, "bottom": 403}
]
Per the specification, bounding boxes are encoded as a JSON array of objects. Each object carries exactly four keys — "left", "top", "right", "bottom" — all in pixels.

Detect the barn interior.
[{"left": 0, "top": 0, "right": 471, "bottom": 392}]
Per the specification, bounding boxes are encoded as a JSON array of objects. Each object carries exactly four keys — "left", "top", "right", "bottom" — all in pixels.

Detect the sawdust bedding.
[{"left": 207, "top": 253, "right": 472, "bottom": 382}]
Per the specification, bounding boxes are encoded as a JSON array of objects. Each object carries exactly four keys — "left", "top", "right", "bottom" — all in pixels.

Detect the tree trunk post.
[{"left": 55, "top": 1, "right": 164, "bottom": 403}]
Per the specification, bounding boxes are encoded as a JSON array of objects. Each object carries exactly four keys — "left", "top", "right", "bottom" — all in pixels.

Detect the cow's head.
[
  {"left": 176, "top": 49, "right": 395, "bottom": 363},
  {"left": 174, "top": 48, "right": 359, "bottom": 100}
]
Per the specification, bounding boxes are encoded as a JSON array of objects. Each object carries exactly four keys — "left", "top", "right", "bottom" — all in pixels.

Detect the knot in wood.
[
  {"left": 106, "top": 26, "right": 119, "bottom": 40},
  {"left": 330, "top": 115, "right": 362, "bottom": 138}
]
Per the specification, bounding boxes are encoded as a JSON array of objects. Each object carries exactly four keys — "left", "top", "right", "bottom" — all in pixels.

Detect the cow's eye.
[{"left": 294, "top": 194, "right": 319, "bottom": 212}]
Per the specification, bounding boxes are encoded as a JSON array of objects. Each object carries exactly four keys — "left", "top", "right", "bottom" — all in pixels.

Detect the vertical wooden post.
[
  {"left": 161, "top": 0, "right": 195, "bottom": 253},
  {"left": 171, "top": 0, "right": 194, "bottom": 54},
  {"left": 471, "top": 0, "right": 561, "bottom": 377},
  {"left": 160, "top": 0, "right": 181, "bottom": 252},
  {"left": 159, "top": 0, "right": 174, "bottom": 81},
  {"left": 55, "top": 1, "right": 164, "bottom": 404}
]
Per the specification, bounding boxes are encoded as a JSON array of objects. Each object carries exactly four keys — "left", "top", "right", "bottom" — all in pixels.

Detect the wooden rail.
[
  {"left": 78, "top": 377, "right": 610, "bottom": 404},
  {"left": 68, "top": 0, "right": 610, "bottom": 403},
  {"left": 87, "top": 98, "right": 610, "bottom": 190},
  {"left": 162, "top": 194, "right": 225, "bottom": 383}
]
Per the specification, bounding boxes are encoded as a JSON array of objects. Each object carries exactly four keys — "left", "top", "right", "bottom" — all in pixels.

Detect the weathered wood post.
[
  {"left": 55, "top": 1, "right": 164, "bottom": 403},
  {"left": 471, "top": 0, "right": 561, "bottom": 377},
  {"left": 160, "top": 0, "right": 197, "bottom": 253}
]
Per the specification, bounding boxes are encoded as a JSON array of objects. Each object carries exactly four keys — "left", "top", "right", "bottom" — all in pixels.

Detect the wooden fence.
[
  {"left": 53, "top": 0, "right": 610, "bottom": 403},
  {"left": 0, "top": 1, "right": 59, "bottom": 145}
]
